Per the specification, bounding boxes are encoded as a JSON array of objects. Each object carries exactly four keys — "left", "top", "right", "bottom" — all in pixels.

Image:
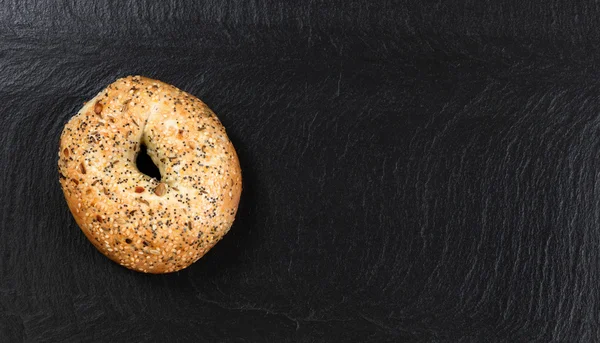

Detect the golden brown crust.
[{"left": 58, "top": 76, "right": 242, "bottom": 273}]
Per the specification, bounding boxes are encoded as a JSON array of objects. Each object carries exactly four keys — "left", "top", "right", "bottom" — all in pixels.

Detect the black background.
[{"left": 1, "top": 1, "right": 600, "bottom": 342}]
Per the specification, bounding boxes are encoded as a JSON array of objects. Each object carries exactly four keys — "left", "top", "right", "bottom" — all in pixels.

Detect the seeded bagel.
[{"left": 58, "top": 75, "right": 242, "bottom": 273}]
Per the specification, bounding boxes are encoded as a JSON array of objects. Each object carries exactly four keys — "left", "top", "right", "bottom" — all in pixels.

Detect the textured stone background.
[{"left": 1, "top": 1, "right": 600, "bottom": 342}]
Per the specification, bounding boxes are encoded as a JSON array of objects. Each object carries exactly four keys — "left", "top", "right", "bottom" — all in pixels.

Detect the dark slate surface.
[{"left": 1, "top": 1, "right": 600, "bottom": 342}]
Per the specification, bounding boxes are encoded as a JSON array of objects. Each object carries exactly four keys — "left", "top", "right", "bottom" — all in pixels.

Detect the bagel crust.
[{"left": 58, "top": 76, "right": 242, "bottom": 273}]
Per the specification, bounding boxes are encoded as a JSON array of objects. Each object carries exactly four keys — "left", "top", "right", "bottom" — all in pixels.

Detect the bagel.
[{"left": 58, "top": 76, "right": 242, "bottom": 273}]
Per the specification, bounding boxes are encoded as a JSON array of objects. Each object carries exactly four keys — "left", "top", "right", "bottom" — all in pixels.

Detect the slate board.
[{"left": 1, "top": 1, "right": 600, "bottom": 342}]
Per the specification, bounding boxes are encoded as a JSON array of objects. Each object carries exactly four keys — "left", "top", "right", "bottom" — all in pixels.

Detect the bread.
[{"left": 58, "top": 75, "right": 242, "bottom": 273}]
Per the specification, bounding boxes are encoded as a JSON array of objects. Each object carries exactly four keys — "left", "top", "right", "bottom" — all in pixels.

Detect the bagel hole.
[{"left": 136, "top": 144, "right": 162, "bottom": 181}]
